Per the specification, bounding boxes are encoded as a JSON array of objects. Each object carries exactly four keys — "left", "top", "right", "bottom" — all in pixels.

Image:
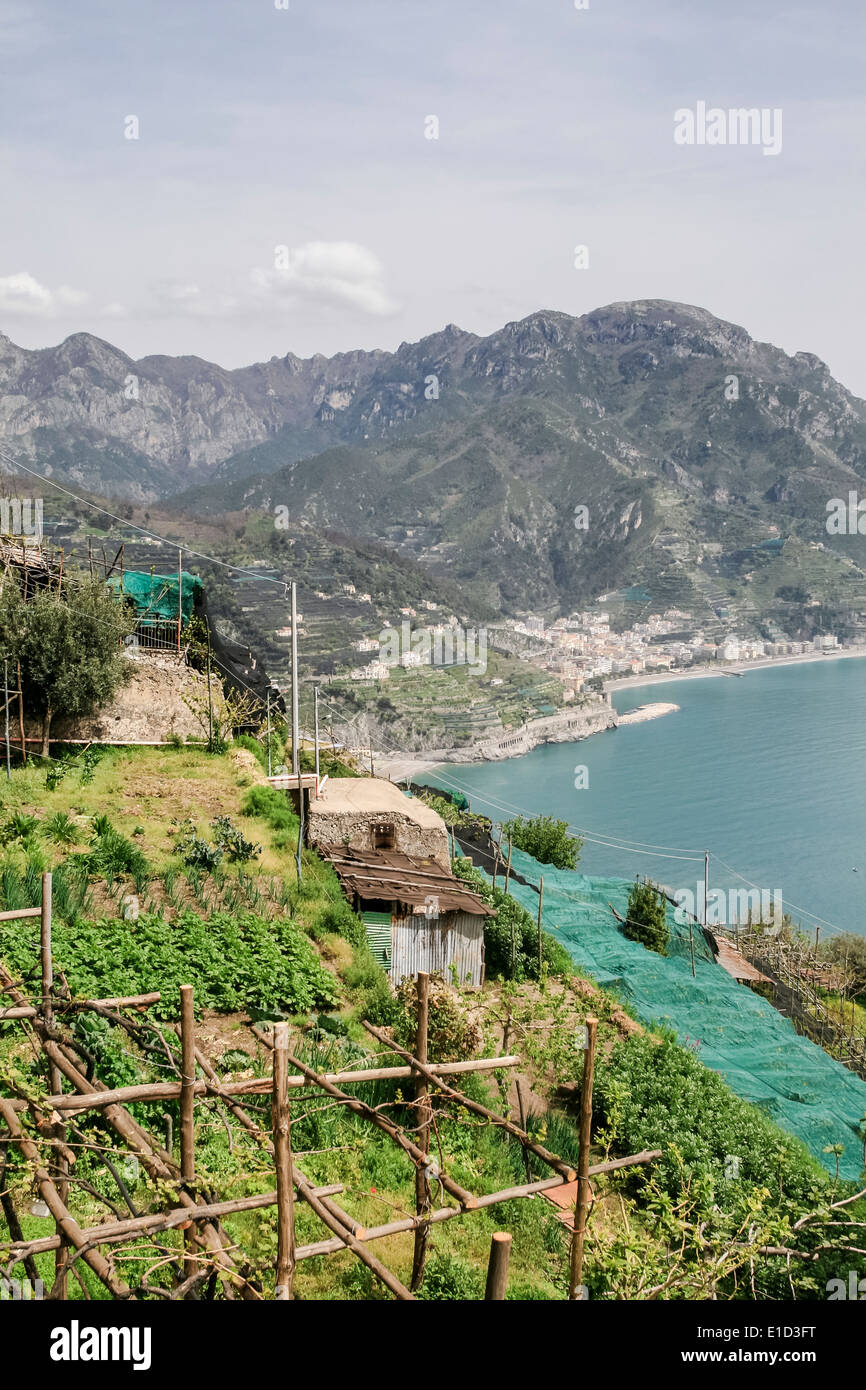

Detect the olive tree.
[{"left": 0, "top": 571, "right": 133, "bottom": 754}]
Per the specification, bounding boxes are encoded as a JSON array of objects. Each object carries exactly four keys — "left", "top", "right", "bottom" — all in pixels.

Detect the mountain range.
[{"left": 3, "top": 300, "right": 866, "bottom": 623}]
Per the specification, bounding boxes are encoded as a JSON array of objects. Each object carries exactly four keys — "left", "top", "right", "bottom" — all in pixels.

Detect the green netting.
[
  {"left": 109, "top": 570, "right": 203, "bottom": 624},
  {"left": 486, "top": 847, "right": 866, "bottom": 1181}
]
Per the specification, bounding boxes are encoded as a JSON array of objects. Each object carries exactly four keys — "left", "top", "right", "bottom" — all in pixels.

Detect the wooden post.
[
  {"left": 484, "top": 1231, "right": 512, "bottom": 1300},
  {"left": 176, "top": 550, "right": 183, "bottom": 655},
  {"left": 4, "top": 657, "right": 10, "bottom": 780},
  {"left": 16, "top": 660, "right": 25, "bottom": 765},
  {"left": 87, "top": 536, "right": 94, "bottom": 579},
  {"left": 205, "top": 619, "right": 214, "bottom": 752},
  {"left": 537, "top": 875, "right": 544, "bottom": 977},
  {"left": 179, "top": 984, "right": 197, "bottom": 1286},
  {"left": 504, "top": 835, "right": 512, "bottom": 894},
  {"left": 410, "top": 971, "right": 431, "bottom": 1291},
  {"left": 266, "top": 691, "right": 272, "bottom": 777},
  {"left": 569, "top": 1016, "right": 597, "bottom": 1300},
  {"left": 272, "top": 1022, "right": 295, "bottom": 1300},
  {"left": 41, "top": 872, "right": 68, "bottom": 1298}
]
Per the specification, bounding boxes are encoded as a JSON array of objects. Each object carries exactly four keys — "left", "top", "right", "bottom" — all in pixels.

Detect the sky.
[{"left": 0, "top": 0, "right": 864, "bottom": 392}]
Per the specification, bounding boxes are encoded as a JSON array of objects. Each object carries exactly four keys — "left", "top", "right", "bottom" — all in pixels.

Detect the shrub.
[
  {"left": 622, "top": 879, "right": 669, "bottom": 956},
  {"left": 418, "top": 1254, "right": 482, "bottom": 1301},
  {"left": 503, "top": 815, "right": 582, "bottom": 870},
  {"left": 241, "top": 784, "right": 299, "bottom": 833},
  {"left": 393, "top": 975, "right": 481, "bottom": 1062}
]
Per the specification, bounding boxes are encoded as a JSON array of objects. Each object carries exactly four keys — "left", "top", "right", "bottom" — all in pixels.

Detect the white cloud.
[
  {"left": 0, "top": 271, "right": 88, "bottom": 316},
  {"left": 252, "top": 241, "right": 398, "bottom": 316}
]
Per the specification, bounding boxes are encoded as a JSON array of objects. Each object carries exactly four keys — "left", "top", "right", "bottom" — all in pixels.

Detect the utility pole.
[
  {"left": 176, "top": 549, "right": 183, "bottom": 656},
  {"left": 313, "top": 686, "right": 320, "bottom": 786},
  {"left": 3, "top": 657, "right": 9, "bottom": 780},
  {"left": 290, "top": 581, "right": 299, "bottom": 776},
  {"left": 266, "top": 690, "right": 272, "bottom": 778},
  {"left": 205, "top": 618, "right": 214, "bottom": 753}
]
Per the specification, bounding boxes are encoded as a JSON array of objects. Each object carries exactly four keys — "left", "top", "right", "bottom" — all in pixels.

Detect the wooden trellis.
[{"left": 0, "top": 873, "right": 659, "bottom": 1301}]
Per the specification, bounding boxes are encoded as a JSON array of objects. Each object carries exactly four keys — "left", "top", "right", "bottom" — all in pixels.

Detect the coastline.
[
  {"left": 376, "top": 699, "right": 677, "bottom": 781},
  {"left": 376, "top": 645, "right": 866, "bottom": 782},
  {"left": 605, "top": 644, "right": 866, "bottom": 693}
]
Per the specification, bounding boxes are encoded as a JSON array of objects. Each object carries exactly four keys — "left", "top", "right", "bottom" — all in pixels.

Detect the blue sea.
[{"left": 428, "top": 657, "right": 866, "bottom": 939}]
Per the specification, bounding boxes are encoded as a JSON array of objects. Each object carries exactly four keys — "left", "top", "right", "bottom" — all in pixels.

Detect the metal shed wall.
[{"left": 390, "top": 910, "right": 484, "bottom": 987}]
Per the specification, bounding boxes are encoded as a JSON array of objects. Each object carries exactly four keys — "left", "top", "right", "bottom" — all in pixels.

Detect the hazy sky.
[{"left": 1, "top": 0, "right": 864, "bottom": 392}]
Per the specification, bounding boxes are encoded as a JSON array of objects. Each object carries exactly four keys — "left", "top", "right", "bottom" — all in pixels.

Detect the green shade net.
[
  {"left": 109, "top": 570, "right": 203, "bottom": 625},
  {"left": 479, "top": 846, "right": 866, "bottom": 1181}
]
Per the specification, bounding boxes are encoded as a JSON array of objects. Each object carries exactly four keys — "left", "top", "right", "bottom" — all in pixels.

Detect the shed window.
[{"left": 372, "top": 823, "right": 396, "bottom": 851}]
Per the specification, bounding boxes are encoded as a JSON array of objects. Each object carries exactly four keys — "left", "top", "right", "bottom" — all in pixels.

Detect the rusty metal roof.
[
  {"left": 320, "top": 846, "right": 495, "bottom": 916},
  {"left": 708, "top": 932, "right": 772, "bottom": 985}
]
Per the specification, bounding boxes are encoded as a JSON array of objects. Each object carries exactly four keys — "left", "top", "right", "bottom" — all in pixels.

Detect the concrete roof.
[{"left": 309, "top": 776, "right": 446, "bottom": 828}]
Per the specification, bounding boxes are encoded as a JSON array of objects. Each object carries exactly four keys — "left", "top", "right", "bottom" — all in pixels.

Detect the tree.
[
  {"left": 0, "top": 572, "right": 133, "bottom": 754},
  {"left": 503, "top": 814, "right": 583, "bottom": 870},
  {"left": 623, "top": 879, "right": 669, "bottom": 956},
  {"left": 820, "top": 933, "right": 866, "bottom": 1000},
  {"left": 181, "top": 679, "right": 261, "bottom": 750}
]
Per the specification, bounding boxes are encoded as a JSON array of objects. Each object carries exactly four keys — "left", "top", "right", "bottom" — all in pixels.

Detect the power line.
[{"left": 0, "top": 442, "right": 292, "bottom": 591}]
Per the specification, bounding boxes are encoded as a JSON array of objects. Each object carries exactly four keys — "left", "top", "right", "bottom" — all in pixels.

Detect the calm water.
[{"left": 429, "top": 658, "right": 866, "bottom": 938}]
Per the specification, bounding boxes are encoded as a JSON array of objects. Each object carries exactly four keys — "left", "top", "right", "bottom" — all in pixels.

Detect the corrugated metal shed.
[
  {"left": 323, "top": 846, "right": 490, "bottom": 986},
  {"left": 391, "top": 910, "right": 484, "bottom": 987}
]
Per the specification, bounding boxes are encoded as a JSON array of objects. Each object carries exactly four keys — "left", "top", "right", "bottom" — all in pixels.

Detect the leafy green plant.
[
  {"left": 1, "top": 811, "right": 40, "bottom": 844},
  {"left": 211, "top": 815, "right": 260, "bottom": 863},
  {"left": 173, "top": 821, "right": 223, "bottom": 871},
  {"left": 43, "top": 811, "right": 81, "bottom": 847},
  {"left": 79, "top": 820, "right": 151, "bottom": 884}
]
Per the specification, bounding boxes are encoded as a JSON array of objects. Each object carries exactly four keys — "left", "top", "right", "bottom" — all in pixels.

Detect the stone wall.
[{"left": 25, "top": 651, "right": 222, "bottom": 746}]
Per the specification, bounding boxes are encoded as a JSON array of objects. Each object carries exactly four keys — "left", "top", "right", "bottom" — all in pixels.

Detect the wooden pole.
[
  {"left": 41, "top": 872, "right": 68, "bottom": 1299},
  {"left": 87, "top": 536, "right": 94, "bottom": 579},
  {"left": 504, "top": 835, "right": 512, "bottom": 894},
  {"left": 537, "top": 875, "right": 544, "bottom": 977},
  {"left": 272, "top": 1022, "right": 295, "bottom": 1300},
  {"left": 16, "top": 660, "right": 25, "bottom": 764},
  {"left": 266, "top": 690, "right": 272, "bottom": 777},
  {"left": 314, "top": 686, "right": 320, "bottom": 786},
  {"left": 4, "top": 657, "right": 10, "bottom": 780},
  {"left": 362, "top": 1021, "right": 576, "bottom": 1183},
  {"left": 569, "top": 1016, "right": 597, "bottom": 1300},
  {"left": 177, "top": 549, "right": 183, "bottom": 655},
  {"left": 484, "top": 1231, "right": 512, "bottom": 1300},
  {"left": 25, "top": 1053, "right": 521, "bottom": 1109},
  {"left": 290, "top": 580, "right": 299, "bottom": 775},
  {"left": 205, "top": 618, "right": 214, "bottom": 752},
  {"left": 410, "top": 972, "right": 431, "bottom": 1291},
  {"left": 179, "top": 983, "right": 197, "bottom": 1287}
]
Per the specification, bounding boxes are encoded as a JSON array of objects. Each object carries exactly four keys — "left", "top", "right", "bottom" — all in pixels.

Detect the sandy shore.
[{"left": 605, "top": 645, "right": 866, "bottom": 693}]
